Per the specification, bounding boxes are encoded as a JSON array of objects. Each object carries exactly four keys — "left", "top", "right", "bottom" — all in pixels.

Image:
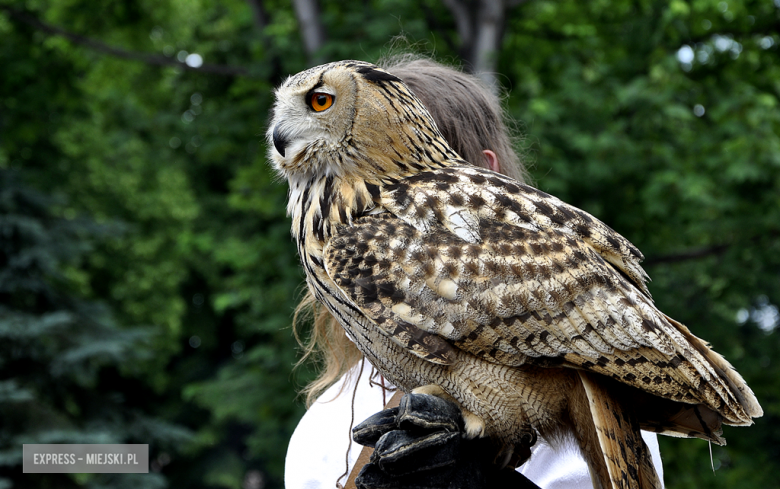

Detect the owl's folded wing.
[{"left": 323, "top": 169, "right": 759, "bottom": 426}]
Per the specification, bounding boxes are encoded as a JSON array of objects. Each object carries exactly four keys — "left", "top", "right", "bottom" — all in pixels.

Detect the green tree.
[{"left": 0, "top": 169, "right": 189, "bottom": 489}]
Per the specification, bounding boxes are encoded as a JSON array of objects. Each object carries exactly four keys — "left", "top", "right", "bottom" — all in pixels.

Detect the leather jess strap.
[{"left": 343, "top": 390, "right": 405, "bottom": 489}]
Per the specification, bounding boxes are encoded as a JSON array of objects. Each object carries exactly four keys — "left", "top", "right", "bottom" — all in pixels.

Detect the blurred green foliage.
[{"left": 0, "top": 1, "right": 778, "bottom": 488}]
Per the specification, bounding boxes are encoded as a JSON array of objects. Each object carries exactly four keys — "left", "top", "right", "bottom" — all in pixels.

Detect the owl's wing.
[
  {"left": 322, "top": 166, "right": 760, "bottom": 426},
  {"left": 380, "top": 165, "right": 652, "bottom": 298}
]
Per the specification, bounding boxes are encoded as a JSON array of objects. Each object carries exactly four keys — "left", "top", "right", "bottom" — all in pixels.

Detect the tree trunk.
[
  {"left": 471, "top": 0, "right": 503, "bottom": 90},
  {"left": 442, "top": 0, "right": 528, "bottom": 92},
  {"left": 292, "top": 0, "right": 327, "bottom": 64}
]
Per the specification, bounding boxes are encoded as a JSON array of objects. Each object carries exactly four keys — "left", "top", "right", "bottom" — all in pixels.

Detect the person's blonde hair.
[{"left": 293, "top": 56, "right": 530, "bottom": 406}]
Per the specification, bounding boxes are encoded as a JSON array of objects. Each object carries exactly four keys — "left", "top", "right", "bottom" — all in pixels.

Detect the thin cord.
[
  {"left": 368, "top": 367, "right": 381, "bottom": 389},
  {"left": 336, "top": 358, "right": 365, "bottom": 489},
  {"left": 368, "top": 366, "right": 395, "bottom": 404},
  {"left": 709, "top": 440, "right": 715, "bottom": 474}
]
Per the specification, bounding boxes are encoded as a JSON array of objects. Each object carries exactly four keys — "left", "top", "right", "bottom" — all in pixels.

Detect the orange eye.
[{"left": 310, "top": 92, "right": 334, "bottom": 112}]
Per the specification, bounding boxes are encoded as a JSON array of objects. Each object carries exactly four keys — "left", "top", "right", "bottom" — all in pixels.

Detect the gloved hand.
[{"left": 351, "top": 393, "right": 541, "bottom": 489}]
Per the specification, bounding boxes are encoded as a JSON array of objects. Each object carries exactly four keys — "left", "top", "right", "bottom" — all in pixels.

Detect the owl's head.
[{"left": 267, "top": 61, "right": 457, "bottom": 181}]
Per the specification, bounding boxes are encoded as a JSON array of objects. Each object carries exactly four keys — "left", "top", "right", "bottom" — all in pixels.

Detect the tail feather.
[
  {"left": 664, "top": 314, "right": 763, "bottom": 422},
  {"left": 572, "top": 371, "right": 662, "bottom": 489},
  {"left": 639, "top": 403, "right": 725, "bottom": 445}
]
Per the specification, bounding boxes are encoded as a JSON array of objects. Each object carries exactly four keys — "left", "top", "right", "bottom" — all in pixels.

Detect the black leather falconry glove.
[{"left": 351, "top": 393, "right": 541, "bottom": 489}]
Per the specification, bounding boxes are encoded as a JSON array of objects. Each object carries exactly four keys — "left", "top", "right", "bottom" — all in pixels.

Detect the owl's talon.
[
  {"left": 353, "top": 391, "right": 540, "bottom": 489},
  {"left": 411, "top": 384, "right": 487, "bottom": 439},
  {"left": 463, "top": 411, "right": 487, "bottom": 439}
]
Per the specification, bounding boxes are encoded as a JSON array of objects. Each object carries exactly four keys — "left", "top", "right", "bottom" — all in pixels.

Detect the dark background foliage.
[{"left": 1, "top": 1, "right": 778, "bottom": 488}]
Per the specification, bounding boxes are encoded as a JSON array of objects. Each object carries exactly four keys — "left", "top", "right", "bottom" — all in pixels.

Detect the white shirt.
[{"left": 285, "top": 361, "right": 665, "bottom": 489}]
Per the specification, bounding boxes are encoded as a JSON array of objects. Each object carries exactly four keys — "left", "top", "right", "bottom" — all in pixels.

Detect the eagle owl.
[{"left": 268, "top": 60, "right": 762, "bottom": 488}]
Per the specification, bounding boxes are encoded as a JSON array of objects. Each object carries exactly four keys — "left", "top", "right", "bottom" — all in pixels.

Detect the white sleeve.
[
  {"left": 519, "top": 431, "right": 665, "bottom": 489},
  {"left": 285, "top": 362, "right": 665, "bottom": 489},
  {"left": 285, "top": 361, "right": 390, "bottom": 489}
]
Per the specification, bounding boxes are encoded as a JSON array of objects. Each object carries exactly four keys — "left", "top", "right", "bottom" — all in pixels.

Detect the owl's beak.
[{"left": 272, "top": 125, "right": 289, "bottom": 157}]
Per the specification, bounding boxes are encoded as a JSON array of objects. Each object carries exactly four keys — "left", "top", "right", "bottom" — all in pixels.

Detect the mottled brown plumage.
[{"left": 268, "top": 60, "right": 762, "bottom": 488}]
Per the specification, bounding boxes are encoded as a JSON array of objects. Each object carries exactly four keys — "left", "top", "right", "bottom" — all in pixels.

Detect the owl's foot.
[
  {"left": 352, "top": 391, "right": 540, "bottom": 489},
  {"left": 411, "top": 384, "right": 487, "bottom": 439}
]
